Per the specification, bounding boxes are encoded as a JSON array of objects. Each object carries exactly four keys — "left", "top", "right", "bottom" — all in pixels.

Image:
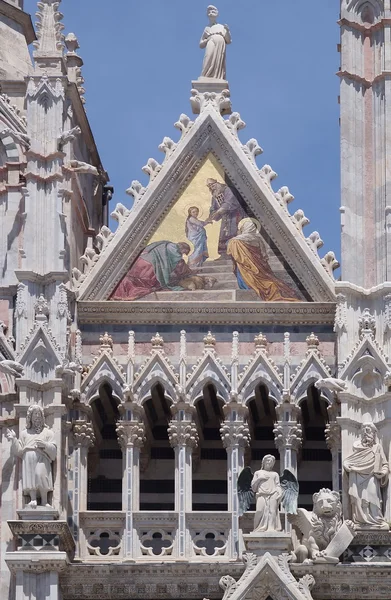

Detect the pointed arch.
[
  {"left": 187, "top": 350, "right": 230, "bottom": 404},
  {"left": 133, "top": 353, "right": 178, "bottom": 405},
  {"left": 82, "top": 351, "right": 125, "bottom": 405},
  {"left": 238, "top": 352, "right": 283, "bottom": 405}
]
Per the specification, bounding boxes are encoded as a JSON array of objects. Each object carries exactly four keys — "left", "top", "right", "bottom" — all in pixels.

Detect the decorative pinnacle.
[
  {"left": 254, "top": 333, "right": 268, "bottom": 351},
  {"left": 151, "top": 332, "right": 164, "bottom": 349},
  {"left": 203, "top": 331, "right": 216, "bottom": 349},
  {"left": 306, "top": 332, "right": 320, "bottom": 351},
  {"left": 358, "top": 308, "right": 376, "bottom": 338},
  {"left": 64, "top": 32, "right": 79, "bottom": 54},
  {"left": 99, "top": 332, "right": 113, "bottom": 351}
]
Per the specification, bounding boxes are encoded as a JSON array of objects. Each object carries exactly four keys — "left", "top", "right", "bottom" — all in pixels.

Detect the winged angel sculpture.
[{"left": 238, "top": 454, "right": 299, "bottom": 532}]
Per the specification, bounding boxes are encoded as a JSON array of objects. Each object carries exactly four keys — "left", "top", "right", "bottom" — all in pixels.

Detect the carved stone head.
[
  {"left": 312, "top": 488, "right": 341, "bottom": 518},
  {"left": 261, "top": 454, "right": 275, "bottom": 471},
  {"left": 207, "top": 5, "right": 219, "bottom": 20},
  {"left": 26, "top": 404, "right": 45, "bottom": 434},
  {"left": 361, "top": 421, "right": 377, "bottom": 447}
]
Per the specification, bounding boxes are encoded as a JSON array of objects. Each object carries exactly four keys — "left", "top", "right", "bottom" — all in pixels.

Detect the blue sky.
[{"left": 25, "top": 0, "right": 341, "bottom": 260}]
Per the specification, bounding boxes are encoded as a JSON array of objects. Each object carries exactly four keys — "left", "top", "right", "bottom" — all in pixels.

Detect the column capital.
[
  {"left": 72, "top": 420, "right": 95, "bottom": 448},
  {"left": 116, "top": 420, "right": 145, "bottom": 449},
  {"left": 168, "top": 420, "right": 198, "bottom": 449},
  {"left": 325, "top": 421, "right": 341, "bottom": 452},
  {"left": 273, "top": 421, "right": 302, "bottom": 451},
  {"left": 220, "top": 420, "right": 250, "bottom": 449}
]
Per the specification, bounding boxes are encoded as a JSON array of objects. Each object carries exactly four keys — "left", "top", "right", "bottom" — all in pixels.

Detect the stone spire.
[{"left": 33, "top": 0, "right": 65, "bottom": 73}]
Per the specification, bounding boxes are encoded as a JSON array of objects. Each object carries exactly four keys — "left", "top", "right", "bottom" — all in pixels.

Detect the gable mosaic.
[{"left": 111, "top": 155, "right": 307, "bottom": 302}]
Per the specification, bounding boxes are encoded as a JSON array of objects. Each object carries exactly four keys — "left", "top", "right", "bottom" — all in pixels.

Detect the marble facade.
[{"left": 1, "top": 1, "right": 391, "bottom": 599}]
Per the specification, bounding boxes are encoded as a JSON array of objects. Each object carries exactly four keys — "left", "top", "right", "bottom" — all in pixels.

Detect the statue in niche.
[
  {"left": 199, "top": 6, "right": 231, "bottom": 80},
  {"left": 6, "top": 404, "right": 56, "bottom": 508},
  {"left": 238, "top": 454, "right": 299, "bottom": 532},
  {"left": 343, "top": 421, "right": 389, "bottom": 529}
]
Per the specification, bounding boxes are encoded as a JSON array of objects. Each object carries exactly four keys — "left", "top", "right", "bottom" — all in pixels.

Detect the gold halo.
[
  {"left": 238, "top": 217, "right": 261, "bottom": 232},
  {"left": 183, "top": 204, "right": 205, "bottom": 219}
]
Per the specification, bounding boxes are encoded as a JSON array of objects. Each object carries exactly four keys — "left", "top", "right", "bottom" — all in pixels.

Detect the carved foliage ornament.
[{"left": 168, "top": 420, "right": 198, "bottom": 448}]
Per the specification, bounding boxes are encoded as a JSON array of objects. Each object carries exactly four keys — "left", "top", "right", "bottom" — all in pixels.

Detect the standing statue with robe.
[
  {"left": 6, "top": 404, "right": 56, "bottom": 508},
  {"left": 199, "top": 6, "right": 231, "bottom": 80},
  {"left": 251, "top": 455, "right": 283, "bottom": 532},
  {"left": 343, "top": 422, "right": 389, "bottom": 529},
  {"left": 207, "top": 179, "right": 246, "bottom": 255}
]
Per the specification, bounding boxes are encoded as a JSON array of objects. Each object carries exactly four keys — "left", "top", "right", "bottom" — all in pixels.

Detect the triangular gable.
[
  {"left": 187, "top": 343, "right": 231, "bottom": 402},
  {"left": 82, "top": 344, "right": 126, "bottom": 403},
  {"left": 221, "top": 552, "right": 314, "bottom": 600},
  {"left": 238, "top": 345, "right": 284, "bottom": 403},
  {"left": 339, "top": 336, "right": 390, "bottom": 399},
  {"left": 17, "top": 323, "right": 63, "bottom": 383},
  {"left": 76, "top": 98, "right": 337, "bottom": 304},
  {"left": 133, "top": 351, "right": 179, "bottom": 403}
]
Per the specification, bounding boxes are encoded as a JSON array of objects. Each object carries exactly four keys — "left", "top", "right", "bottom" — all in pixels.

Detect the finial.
[
  {"left": 254, "top": 333, "right": 268, "bottom": 351},
  {"left": 99, "top": 332, "right": 113, "bottom": 351},
  {"left": 64, "top": 32, "right": 79, "bottom": 54},
  {"left": 151, "top": 332, "right": 164, "bottom": 349},
  {"left": 306, "top": 332, "right": 320, "bottom": 351},
  {"left": 203, "top": 331, "right": 216, "bottom": 349}
]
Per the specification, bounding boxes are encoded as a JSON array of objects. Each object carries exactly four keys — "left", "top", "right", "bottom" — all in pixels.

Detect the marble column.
[
  {"left": 168, "top": 409, "right": 198, "bottom": 558},
  {"left": 325, "top": 420, "right": 341, "bottom": 493},
  {"left": 220, "top": 400, "right": 250, "bottom": 559},
  {"left": 116, "top": 405, "right": 145, "bottom": 560},
  {"left": 72, "top": 420, "right": 95, "bottom": 558},
  {"left": 273, "top": 406, "right": 302, "bottom": 477},
  {"left": 273, "top": 406, "right": 302, "bottom": 532}
]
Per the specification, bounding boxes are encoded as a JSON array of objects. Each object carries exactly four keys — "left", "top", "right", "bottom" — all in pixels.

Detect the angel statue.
[{"left": 238, "top": 454, "right": 299, "bottom": 532}]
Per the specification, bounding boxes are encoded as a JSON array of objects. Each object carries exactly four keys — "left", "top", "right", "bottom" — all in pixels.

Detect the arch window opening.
[
  {"left": 297, "top": 385, "right": 332, "bottom": 510},
  {"left": 87, "top": 383, "right": 122, "bottom": 510},
  {"left": 193, "top": 384, "right": 227, "bottom": 511},
  {"left": 140, "top": 383, "right": 174, "bottom": 511}
]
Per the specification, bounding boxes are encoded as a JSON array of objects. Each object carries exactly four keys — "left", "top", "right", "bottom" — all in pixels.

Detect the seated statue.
[{"left": 6, "top": 404, "right": 56, "bottom": 508}]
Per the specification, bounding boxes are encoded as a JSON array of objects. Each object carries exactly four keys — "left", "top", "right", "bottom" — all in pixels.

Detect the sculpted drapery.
[
  {"left": 199, "top": 6, "right": 231, "bottom": 80},
  {"left": 6, "top": 405, "right": 56, "bottom": 508},
  {"left": 251, "top": 454, "right": 282, "bottom": 532},
  {"left": 343, "top": 422, "right": 389, "bottom": 529}
]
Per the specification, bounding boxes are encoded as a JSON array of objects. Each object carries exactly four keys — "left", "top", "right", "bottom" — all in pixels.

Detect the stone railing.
[{"left": 78, "top": 511, "right": 234, "bottom": 560}]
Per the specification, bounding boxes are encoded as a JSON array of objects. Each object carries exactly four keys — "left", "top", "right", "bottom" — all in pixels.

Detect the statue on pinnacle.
[{"left": 199, "top": 5, "right": 231, "bottom": 80}]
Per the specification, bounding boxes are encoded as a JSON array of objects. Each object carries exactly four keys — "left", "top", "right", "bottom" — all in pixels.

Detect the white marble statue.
[
  {"left": 199, "top": 5, "right": 231, "bottom": 80},
  {"left": 290, "top": 488, "right": 355, "bottom": 564},
  {"left": 343, "top": 422, "right": 389, "bottom": 529},
  {"left": 6, "top": 404, "right": 57, "bottom": 508},
  {"left": 251, "top": 454, "right": 282, "bottom": 532}
]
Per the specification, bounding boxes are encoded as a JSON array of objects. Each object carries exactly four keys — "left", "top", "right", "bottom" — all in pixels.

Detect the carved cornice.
[
  {"left": 8, "top": 521, "right": 75, "bottom": 554},
  {"left": 77, "top": 301, "right": 336, "bottom": 326},
  {"left": 6, "top": 552, "right": 69, "bottom": 574}
]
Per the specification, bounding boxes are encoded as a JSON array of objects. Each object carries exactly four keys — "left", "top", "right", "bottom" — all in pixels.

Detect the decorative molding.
[{"left": 77, "top": 301, "right": 336, "bottom": 326}]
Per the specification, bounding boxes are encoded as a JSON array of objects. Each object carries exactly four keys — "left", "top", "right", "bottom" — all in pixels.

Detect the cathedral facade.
[{"left": 0, "top": 1, "right": 391, "bottom": 599}]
